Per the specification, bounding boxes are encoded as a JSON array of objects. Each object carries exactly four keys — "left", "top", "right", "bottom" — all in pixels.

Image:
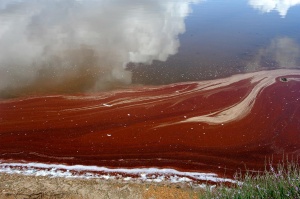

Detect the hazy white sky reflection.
[
  {"left": 248, "top": 0, "right": 300, "bottom": 17},
  {"left": 0, "top": 0, "right": 198, "bottom": 97},
  {"left": 246, "top": 37, "right": 300, "bottom": 71}
]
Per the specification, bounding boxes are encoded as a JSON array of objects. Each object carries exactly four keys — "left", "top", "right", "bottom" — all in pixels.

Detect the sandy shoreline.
[{"left": 0, "top": 173, "right": 203, "bottom": 199}]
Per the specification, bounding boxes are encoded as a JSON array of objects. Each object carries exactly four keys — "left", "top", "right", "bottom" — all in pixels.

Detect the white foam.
[{"left": 0, "top": 161, "right": 236, "bottom": 184}]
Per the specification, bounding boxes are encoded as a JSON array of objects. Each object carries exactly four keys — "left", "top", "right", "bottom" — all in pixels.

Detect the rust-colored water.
[{"left": 1, "top": 69, "right": 299, "bottom": 178}]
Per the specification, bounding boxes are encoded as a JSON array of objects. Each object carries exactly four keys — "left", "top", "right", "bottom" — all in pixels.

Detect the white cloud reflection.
[
  {"left": 248, "top": 0, "right": 300, "bottom": 17},
  {"left": 246, "top": 37, "right": 300, "bottom": 71},
  {"left": 0, "top": 0, "right": 198, "bottom": 97}
]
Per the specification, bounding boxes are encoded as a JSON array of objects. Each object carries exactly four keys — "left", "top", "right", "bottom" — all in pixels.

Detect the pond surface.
[
  {"left": 137, "top": 0, "right": 300, "bottom": 84},
  {"left": 0, "top": 0, "right": 300, "bottom": 183},
  {"left": 0, "top": 0, "right": 299, "bottom": 97}
]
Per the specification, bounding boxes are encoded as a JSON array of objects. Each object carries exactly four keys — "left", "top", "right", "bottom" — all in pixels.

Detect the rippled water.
[{"left": 0, "top": 0, "right": 299, "bottom": 98}]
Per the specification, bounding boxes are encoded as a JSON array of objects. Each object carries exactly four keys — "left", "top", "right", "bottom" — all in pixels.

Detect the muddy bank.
[{"left": 0, "top": 173, "right": 202, "bottom": 199}]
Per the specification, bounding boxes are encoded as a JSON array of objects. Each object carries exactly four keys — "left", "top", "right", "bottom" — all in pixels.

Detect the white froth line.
[
  {"left": 0, "top": 161, "right": 236, "bottom": 183},
  {"left": 62, "top": 92, "right": 186, "bottom": 112},
  {"left": 288, "top": 77, "right": 300, "bottom": 82}
]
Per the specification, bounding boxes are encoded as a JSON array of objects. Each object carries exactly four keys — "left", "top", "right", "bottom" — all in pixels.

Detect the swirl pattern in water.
[
  {"left": 1, "top": 69, "right": 300, "bottom": 182},
  {"left": 0, "top": 0, "right": 300, "bottom": 183}
]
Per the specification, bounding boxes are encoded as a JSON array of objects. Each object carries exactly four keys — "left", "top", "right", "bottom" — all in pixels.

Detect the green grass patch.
[{"left": 200, "top": 158, "right": 300, "bottom": 199}]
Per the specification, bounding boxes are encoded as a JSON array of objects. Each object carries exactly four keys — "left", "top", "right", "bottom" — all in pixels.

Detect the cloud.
[
  {"left": 245, "top": 37, "right": 300, "bottom": 71},
  {"left": 0, "top": 0, "right": 198, "bottom": 98},
  {"left": 248, "top": 0, "right": 300, "bottom": 17}
]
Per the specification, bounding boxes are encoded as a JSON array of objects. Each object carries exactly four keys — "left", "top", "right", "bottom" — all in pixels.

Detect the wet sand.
[{"left": 1, "top": 69, "right": 300, "bottom": 182}]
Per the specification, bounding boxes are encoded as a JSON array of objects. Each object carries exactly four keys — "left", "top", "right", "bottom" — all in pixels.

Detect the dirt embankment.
[{"left": 0, "top": 174, "right": 203, "bottom": 199}]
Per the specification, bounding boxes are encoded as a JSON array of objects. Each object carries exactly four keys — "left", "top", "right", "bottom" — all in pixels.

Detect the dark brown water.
[{"left": 0, "top": 0, "right": 299, "bottom": 98}]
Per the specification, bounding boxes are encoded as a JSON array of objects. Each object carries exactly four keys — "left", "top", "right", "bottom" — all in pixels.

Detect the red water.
[{"left": 1, "top": 69, "right": 300, "bottom": 178}]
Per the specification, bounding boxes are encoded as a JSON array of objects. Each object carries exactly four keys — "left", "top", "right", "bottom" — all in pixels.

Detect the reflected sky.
[
  {"left": 249, "top": 0, "right": 300, "bottom": 17},
  {"left": 0, "top": 0, "right": 299, "bottom": 98},
  {"left": 0, "top": 0, "right": 199, "bottom": 97},
  {"left": 133, "top": 0, "right": 300, "bottom": 85}
]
